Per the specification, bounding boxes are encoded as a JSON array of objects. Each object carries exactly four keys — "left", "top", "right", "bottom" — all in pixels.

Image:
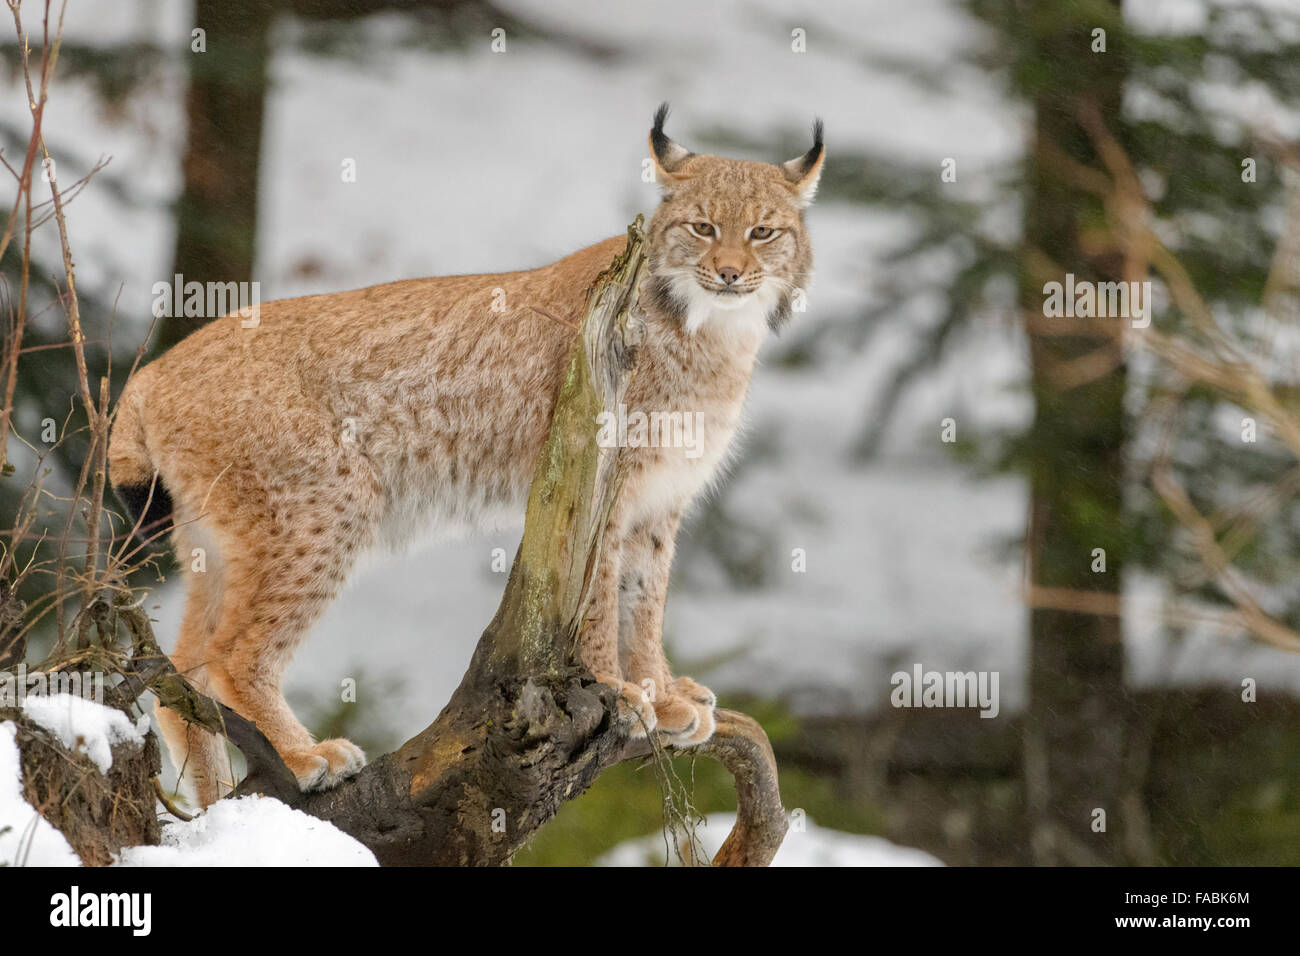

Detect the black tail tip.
[{"left": 115, "top": 481, "right": 174, "bottom": 544}]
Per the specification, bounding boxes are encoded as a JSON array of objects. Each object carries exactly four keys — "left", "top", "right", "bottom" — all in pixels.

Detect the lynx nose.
[{"left": 717, "top": 266, "right": 742, "bottom": 286}]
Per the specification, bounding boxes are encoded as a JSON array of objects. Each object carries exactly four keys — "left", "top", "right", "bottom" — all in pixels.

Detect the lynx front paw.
[
  {"left": 652, "top": 677, "right": 716, "bottom": 747},
  {"left": 282, "top": 738, "right": 367, "bottom": 792},
  {"left": 596, "top": 674, "right": 659, "bottom": 737}
]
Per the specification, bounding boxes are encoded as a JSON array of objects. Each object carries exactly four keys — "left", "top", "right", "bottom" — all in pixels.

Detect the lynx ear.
[
  {"left": 781, "top": 118, "right": 825, "bottom": 209},
  {"left": 649, "top": 102, "right": 693, "bottom": 192}
]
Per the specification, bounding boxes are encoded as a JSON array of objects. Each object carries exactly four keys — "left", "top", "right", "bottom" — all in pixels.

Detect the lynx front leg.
[
  {"left": 618, "top": 512, "right": 716, "bottom": 747},
  {"left": 581, "top": 514, "right": 657, "bottom": 735}
]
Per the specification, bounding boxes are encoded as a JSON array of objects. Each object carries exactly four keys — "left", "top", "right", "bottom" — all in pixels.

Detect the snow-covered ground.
[
  {"left": 115, "top": 796, "right": 377, "bottom": 867},
  {"left": 1, "top": 694, "right": 377, "bottom": 866},
  {"left": 2, "top": 694, "right": 153, "bottom": 865},
  {"left": 0, "top": 720, "right": 83, "bottom": 866},
  {"left": 5, "top": 0, "right": 1300, "bottom": 862}
]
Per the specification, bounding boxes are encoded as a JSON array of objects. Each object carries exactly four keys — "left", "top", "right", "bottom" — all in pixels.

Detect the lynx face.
[{"left": 644, "top": 104, "right": 823, "bottom": 334}]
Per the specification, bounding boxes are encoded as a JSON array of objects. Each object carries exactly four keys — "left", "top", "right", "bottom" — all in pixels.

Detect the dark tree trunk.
[
  {"left": 1019, "top": 2, "right": 1136, "bottom": 865},
  {"left": 158, "top": 0, "right": 273, "bottom": 353}
]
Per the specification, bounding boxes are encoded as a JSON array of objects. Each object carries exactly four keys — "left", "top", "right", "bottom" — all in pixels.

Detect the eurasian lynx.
[{"left": 109, "top": 105, "right": 823, "bottom": 806}]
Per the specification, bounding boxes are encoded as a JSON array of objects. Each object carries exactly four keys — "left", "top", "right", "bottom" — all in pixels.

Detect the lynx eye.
[
  {"left": 688, "top": 221, "right": 715, "bottom": 238},
  {"left": 750, "top": 225, "right": 775, "bottom": 241}
]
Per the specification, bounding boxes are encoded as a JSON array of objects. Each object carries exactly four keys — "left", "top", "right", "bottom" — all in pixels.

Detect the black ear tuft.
[
  {"left": 651, "top": 102, "right": 672, "bottom": 158},
  {"left": 654, "top": 102, "right": 670, "bottom": 134},
  {"left": 799, "top": 118, "right": 825, "bottom": 175},
  {"left": 783, "top": 117, "right": 825, "bottom": 183},
  {"left": 649, "top": 102, "right": 694, "bottom": 176}
]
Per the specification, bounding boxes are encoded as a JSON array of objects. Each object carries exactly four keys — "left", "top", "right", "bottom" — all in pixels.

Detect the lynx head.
[{"left": 643, "top": 102, "right": 823, "bottom": 335}]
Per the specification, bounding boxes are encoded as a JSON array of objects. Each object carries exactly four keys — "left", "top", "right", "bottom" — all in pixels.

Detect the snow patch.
[
  {"left": 0, "top": 722, "right": 83, "bottom": 866},
  {"left": 115, "top": 796, "right": 378, "bottom": 867},
  {"left": 22, "top": 694, "right": 149, "bottom": 774}
]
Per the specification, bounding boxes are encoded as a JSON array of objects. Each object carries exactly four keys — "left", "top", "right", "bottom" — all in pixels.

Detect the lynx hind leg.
[
  {"left": 198, "top": 465, "right": 379, "bottom": 793},
  {"left": 617, "top": 516, "right": 716, "bottom": 747},
  {"left": 156, "top": 545, "right": 232, "bottom": 807},
  {"left": 156, "top": 702, "right": 230, "bottom": 807}
]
